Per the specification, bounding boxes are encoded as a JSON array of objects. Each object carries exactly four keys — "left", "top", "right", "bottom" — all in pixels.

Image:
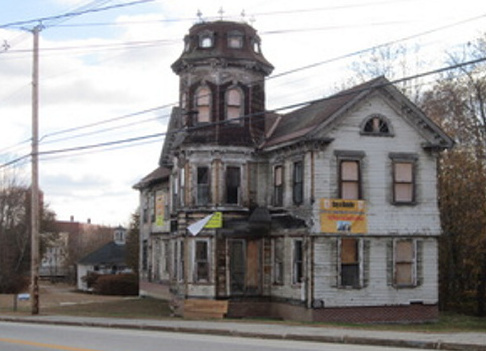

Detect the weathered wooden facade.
[{"left": 134, "top": 20, "right": 453, "bottom": 323}]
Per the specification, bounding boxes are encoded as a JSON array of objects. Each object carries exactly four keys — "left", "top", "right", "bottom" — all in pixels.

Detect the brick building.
[{"left": 134, "top": 20, "right": 453, "bottom": 323}]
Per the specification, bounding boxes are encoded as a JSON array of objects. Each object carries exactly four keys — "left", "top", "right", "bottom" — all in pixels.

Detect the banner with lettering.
[{"left": 320, "top": 199, "right": 367, "bottom": 234}]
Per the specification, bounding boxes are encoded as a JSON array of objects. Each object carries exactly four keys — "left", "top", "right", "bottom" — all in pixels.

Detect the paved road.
[{"left": 0, "top": 321, "right": 432, "bottom": 351}]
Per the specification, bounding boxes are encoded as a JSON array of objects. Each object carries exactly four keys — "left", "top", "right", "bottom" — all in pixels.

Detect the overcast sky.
[{"left": 0, "top": 0, "right": 485, "bottom": 226}]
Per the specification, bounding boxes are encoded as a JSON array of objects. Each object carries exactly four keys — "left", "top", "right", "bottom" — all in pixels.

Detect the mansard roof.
[
  {"left": 262, "top": 76, "right": 454, "bottom": 150},
  {"left": 171, "top": 20, "right": 274, "bottom": 76}
]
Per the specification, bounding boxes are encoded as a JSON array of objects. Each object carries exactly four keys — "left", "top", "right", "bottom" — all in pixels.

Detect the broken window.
[
  {"left": 293, "top": 161, "right": 303, "bottom": 205},
  {"left": 274, "top": 165, "right": 283, "bottom": 206},
  {"left": 197, "top": 166, "right": 210, "bottom": 206},
  {"left": 226, "top": 166, "right": 240, "bottom": 204},
  {"left": 340, "top": 238, "right": 360, "bottom": 287},
  {"left": 273, "top": 238, "right": 284, "bottom": 284},
  {"left": 292, "top": 239, "right": 304, "bottom": 284}
]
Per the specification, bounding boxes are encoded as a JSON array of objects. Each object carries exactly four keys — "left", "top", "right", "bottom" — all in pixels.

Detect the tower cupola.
[{"left": 172, "top": 21, "right": 274, "bottom": 146}]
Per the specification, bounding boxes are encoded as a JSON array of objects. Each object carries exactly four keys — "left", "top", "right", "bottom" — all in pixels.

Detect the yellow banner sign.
[
  {"left": 205, "top": 212, "right": 223, "bottom": 229},
  {"left": 320, "top": 199, "right": 367, "bottom": 234}
]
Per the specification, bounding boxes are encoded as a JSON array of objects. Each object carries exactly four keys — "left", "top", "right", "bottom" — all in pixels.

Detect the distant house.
[
  {"left": 41, "top": 217, "right": 115, "bottom": 281},
  {"left": 77, "top": 226, "right": 130, "bottom": 291}
]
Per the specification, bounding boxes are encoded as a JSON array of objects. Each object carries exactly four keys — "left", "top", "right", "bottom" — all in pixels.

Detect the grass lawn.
[
  {"left": 41, "top": 297, "right": 486, "bottom": 332},
  {"left": 42, "top": 296, "right": 173, "bottom": 320}
]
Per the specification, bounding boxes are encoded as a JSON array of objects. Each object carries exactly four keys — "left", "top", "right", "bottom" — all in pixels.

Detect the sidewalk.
[{"left": 1, "top": 314, "right": 486, "bottom": 351}]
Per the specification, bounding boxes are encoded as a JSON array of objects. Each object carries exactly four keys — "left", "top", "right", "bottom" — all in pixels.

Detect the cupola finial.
[{"left": 218, "top": 7, "right": 225, "bottom": 20}]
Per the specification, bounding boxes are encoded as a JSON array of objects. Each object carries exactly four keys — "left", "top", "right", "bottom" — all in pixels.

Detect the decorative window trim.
[{"left": 360, "top": 114, "right": 394, "bottom": 136}]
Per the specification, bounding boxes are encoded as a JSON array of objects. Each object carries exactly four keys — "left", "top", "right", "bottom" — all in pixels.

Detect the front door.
[{"left": 228, "top": 239, "right": 261, "bottom": 296}]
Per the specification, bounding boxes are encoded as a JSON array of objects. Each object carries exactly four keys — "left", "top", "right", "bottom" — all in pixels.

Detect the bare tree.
[{"left": 422, "top": 33, "right": 486, "bottom": 316}]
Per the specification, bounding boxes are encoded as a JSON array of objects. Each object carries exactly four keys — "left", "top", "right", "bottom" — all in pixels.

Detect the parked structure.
[{"left": 134, "top": 20, "right": 453, "bottom": 323}]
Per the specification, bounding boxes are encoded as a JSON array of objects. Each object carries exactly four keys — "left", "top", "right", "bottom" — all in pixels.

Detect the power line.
[
  {"left": 2, "top": 55, "right": 484, "bottom": 170},
  {"left": 0, "top": 0, "right": 155, "bottom": 29}
]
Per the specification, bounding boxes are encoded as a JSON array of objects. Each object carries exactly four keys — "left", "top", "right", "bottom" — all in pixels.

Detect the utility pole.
[{"left": 30, "top": 24, "right": 42, "bottom": 315}]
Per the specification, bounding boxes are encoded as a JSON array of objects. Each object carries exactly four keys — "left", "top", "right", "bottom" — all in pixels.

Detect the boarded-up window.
[
  {"left": 226, "top": 88, "right": 242, "bottom": 123},
  {"left": 274, "top": 165, "right": 283, "bottom": 206},
  {"left": 340, "top": 160, "right": 360, "bottom": 199},
  {"left": 196, "top": 87, "right": 211, "bottom": 123},
  {"left": 341, "top": 238, "right": 359, "bottom": 287},
  {"left": 395, "top": 240, "right": 415, "bottom": 286},
  {"left": 293, "top": 161, "right": 303, "bottom": 205},
  {"left": 292, "top": 239, "right": 303, "bottom": 284},
  {"left": 273, "top": 238, "right": 284, "bottom": 284},
  {"left": 226, "top": 166, "right": 240, "bottom": 204},
  {"left": 393, "top": 162, "right": 414, "bottom": 203},
  {"left": 197, "top": 167, "right": 209, "bottom": 206},
  {"left": 195, "top": 240, "right": 209, "bottom": 282}
]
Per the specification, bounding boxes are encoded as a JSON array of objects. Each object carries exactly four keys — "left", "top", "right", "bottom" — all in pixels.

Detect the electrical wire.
[{"left": 1, "top": 54, "right": 484, "bottom": 170}]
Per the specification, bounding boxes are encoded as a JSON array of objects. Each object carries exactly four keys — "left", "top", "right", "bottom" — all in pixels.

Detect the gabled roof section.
[
  {"left": 262, "top": 76, "right": 454, "bottom": 150},
  {"left": 78, "top": 241, "right": 126, "bottom": 266},
  {"left": 133, "top": 166, "right": 170, "bottom": 190}
]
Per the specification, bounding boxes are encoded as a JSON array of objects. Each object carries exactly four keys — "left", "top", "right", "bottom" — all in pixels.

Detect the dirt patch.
[{"left": 0, "top": 281, "right": 126, "bottom": 313}]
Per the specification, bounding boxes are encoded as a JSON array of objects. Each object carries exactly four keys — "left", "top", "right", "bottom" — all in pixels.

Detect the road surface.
[{"left": 0, "top": 321, "right": 432, "bottom": 351}]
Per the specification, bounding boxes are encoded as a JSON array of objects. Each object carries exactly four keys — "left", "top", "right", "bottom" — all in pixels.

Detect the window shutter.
[
  {"left": 416, "top": 240, "right": 424, "bottom": 286},
  {"left": 363, "top": 239, "right": 371, "bottom": 288},
  {"left": 330, "top": 238, "right": 339, "bottom": 288},
  {"left": 386, "top": 239, "right": 393, "bottom": 286}
]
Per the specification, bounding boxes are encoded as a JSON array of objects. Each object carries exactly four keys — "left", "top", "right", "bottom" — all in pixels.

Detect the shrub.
[{"left": 93, "top": 273, "right": 139, "bottom": 296}]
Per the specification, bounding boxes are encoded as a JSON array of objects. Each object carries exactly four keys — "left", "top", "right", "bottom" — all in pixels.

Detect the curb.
[{"left": 2, "top": 317, "right": 486, "bottom": 351}]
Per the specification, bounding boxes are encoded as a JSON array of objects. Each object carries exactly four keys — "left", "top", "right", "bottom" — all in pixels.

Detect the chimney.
[
  {"left": 70, "top": 215, "right": 74, "bottom": 222},
  {"left": 87, "top": 218, "right": 91, "bottom": 224}
]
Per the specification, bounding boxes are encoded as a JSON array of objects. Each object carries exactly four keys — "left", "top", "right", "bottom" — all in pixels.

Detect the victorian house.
[{"left": 134, "top": 20, "right": 453, "bottom": 323}]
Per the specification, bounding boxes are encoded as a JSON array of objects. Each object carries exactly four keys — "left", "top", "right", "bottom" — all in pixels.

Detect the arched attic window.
[
  {"left": 226, "top": 87, "right": 243, "bottom": 124},
  {"left": 361, "top": 115, "right": 393, "bottom": 136},
  {"left": 195, "top": 86, "right": 211, "bottom": 123}
]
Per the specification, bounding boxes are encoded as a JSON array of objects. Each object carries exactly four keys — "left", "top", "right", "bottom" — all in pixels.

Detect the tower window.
[
  {"left": 226, "top": 88, "right": 243, "bottom": 124},
  {"left": 227, "top": 31, "right": 243, "bottom": 48},
  {"left": 199, "top": 31, "right": 214, "bottom": 48},
  {"left": 195, "top": 87, "right": 211, "bottom": 123},
  {"left": 226, "top": 166, "right": 241, "bottom": 204}
]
